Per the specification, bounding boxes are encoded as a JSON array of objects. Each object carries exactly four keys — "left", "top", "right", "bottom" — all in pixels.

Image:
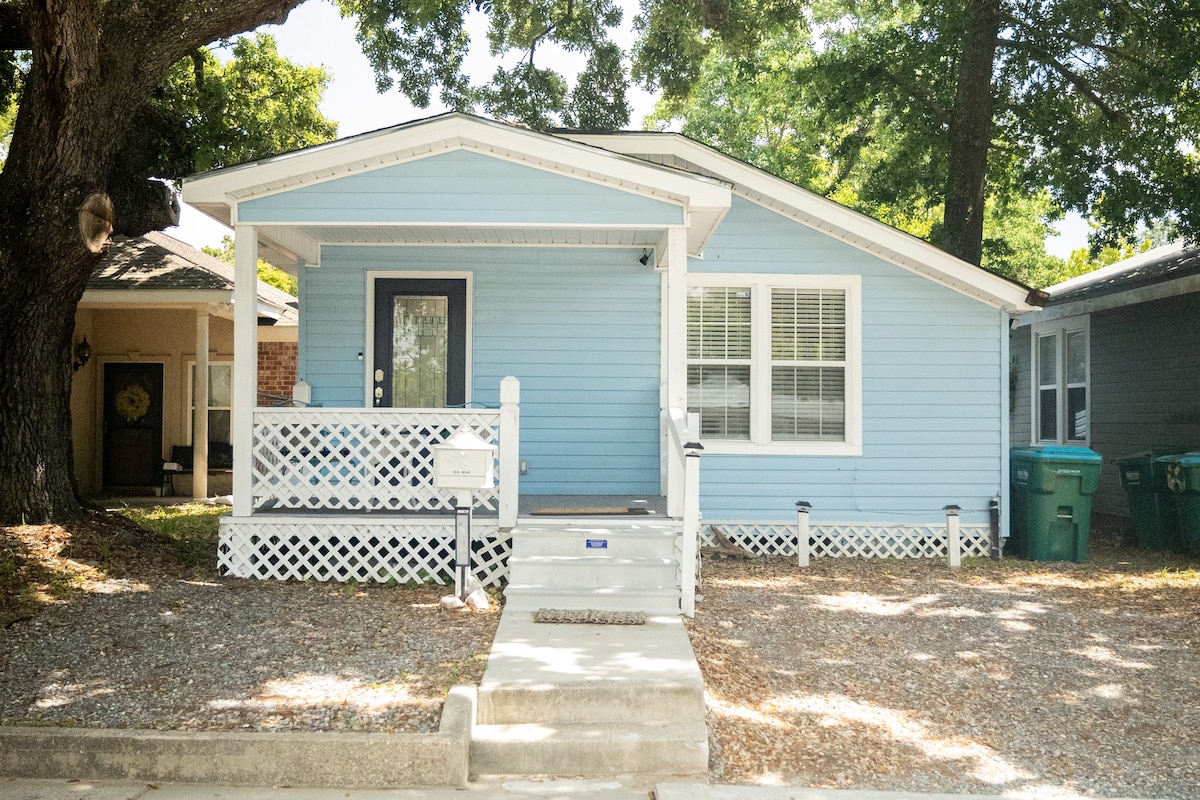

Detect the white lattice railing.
[
  {"left": 704, "top": 520, "right": 992, "bottom": 560},
  {"left": 217, "top": 517, "right": 511, "bottom": 586},
  {"left": 250, "top": 406, "right": 511, "bottom": 517}
]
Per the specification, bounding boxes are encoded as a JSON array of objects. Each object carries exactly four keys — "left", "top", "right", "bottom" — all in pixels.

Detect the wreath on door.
[{"left": 114, "top": 384, "right": 151, "bottom": 422}]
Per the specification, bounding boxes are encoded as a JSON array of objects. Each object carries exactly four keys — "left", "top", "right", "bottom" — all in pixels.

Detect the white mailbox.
[{"left": 433, "top": 428, "right": 497, "bottom": 490}]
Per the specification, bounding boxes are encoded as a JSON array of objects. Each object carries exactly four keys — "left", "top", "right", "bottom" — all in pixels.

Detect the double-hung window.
[
  {"left": 187, "top": 362, "right": 233, "bottom": 446},
  {"left": 686, "top": 275, "right": 861, "bottom": 455},
  {"left": 1032, "top": 317, "right": 1089, "bottom": 444}
]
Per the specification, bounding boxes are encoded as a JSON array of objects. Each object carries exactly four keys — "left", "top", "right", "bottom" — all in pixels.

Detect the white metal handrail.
[{"left": 664, "top": 407, "right": 702, "bottom": 617}]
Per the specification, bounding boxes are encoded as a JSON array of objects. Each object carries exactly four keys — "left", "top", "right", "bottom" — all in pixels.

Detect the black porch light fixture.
[
  {"left": 639, "top": 249, "right": 651, "bottom": 266},
  {"left": 74, "top": 337, "right": 92, "bottom": 371}
]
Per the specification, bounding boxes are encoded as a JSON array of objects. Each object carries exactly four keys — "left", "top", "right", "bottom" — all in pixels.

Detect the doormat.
[
  {"left": 529, "top": 507, "right": 651, "bottom": 516},
  {"left": 533, "top": 608, "right": 647, "bottom": 625}
]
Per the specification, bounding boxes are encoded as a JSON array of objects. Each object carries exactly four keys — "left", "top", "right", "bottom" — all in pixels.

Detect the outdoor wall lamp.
[
  {"left": 639, "top": 249, "right": 651, "bottom": 266},
  {"left": 74, "top": 337, "right": 92, "bottom": 371}
]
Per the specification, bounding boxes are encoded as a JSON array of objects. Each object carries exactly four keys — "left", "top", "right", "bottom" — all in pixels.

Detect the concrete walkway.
[
  {"left": 470, "top": 608, "right": 708, "bottom": 776},
  {"left": 5, "top": 777, "right": 1157, "bottom": 800}
]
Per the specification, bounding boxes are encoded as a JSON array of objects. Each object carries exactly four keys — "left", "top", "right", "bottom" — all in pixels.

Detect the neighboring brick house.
[
  {"left": 258, "top": 341, "right": 299, "bottom": 405},
  {"left": 72, "top": 231, "right": 298, "bottom": 497}
]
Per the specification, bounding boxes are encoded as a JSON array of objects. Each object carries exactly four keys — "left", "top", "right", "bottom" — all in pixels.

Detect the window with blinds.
[
  {"left": 686, "top": 281, "right": 853, "bottom": 447},
  {"left": 687, "top": 287, "right": 751, "bottom": 438},
  {"left": 770, "top": 288, "right": 846, "bottom": 440}
]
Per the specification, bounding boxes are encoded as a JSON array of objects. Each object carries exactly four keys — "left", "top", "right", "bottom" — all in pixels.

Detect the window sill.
[{"left": 699, "top": 440, "right": 862, "bottom": 457}]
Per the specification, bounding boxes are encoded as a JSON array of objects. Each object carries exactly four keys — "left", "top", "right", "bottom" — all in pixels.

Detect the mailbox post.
[{"left": 433, "top": 428, "right": 498, "bottom": 599}]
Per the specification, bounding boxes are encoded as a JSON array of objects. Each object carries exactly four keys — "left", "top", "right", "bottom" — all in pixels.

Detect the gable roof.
[
  {"left": 83, "top": 231, "right": 297, "bottom": 325},
  {"left": 183, "top": 113, "right": 732, "bottom": 265},
  {"left": 183, "top": 112, "right": 1036, "bottom": 312},
  {"left": 563, "top": 130, "right": 1037, "bottom": 312}
]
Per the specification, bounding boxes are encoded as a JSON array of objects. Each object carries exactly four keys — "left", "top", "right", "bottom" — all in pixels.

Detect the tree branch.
[
  {"left": 998, "top": 35, "right": 1122, "bottom": 122},
  {"left": 527, "top": 0, "right": 573, "bottom": 66}
]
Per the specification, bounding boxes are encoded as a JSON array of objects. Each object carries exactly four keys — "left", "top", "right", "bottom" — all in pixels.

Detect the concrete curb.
[{"left": 0, "top": 685, "right": 478, "bottom": 789}]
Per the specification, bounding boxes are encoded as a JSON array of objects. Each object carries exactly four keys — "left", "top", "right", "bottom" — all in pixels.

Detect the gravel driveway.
[{"left": 689, "top": 546, "right": 1200, "bottom": 799}]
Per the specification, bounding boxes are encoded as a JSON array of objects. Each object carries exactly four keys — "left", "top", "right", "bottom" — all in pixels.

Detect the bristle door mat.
[
  {"left": 533, "top": 608, "right": 647, "bottom": 625},
  {"left": 529, "top": 507, "right": 650, "bottom": 516}
]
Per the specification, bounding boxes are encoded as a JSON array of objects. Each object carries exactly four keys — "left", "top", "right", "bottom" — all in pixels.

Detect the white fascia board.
[
  {"left": 79, "top": 289, "right": 232, "bottom": 308},
  {"left": 183, "top": 114, "right": 731, "bottom": 229},
  {"left": 568, "top": 132, "right": 1038, "bottom": 312}
]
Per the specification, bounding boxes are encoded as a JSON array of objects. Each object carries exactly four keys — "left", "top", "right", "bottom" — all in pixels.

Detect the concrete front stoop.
[{"left": 502, "top": 521, "right": 683, "bottom": 616}]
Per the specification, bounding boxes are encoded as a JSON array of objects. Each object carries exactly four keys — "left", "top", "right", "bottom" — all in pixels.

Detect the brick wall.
[{"left": 257, "top": 341, "right": 298, "bottom": 406}]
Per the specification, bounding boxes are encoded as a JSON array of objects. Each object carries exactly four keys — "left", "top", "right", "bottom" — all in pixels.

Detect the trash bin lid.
[
  {"left": 1014, "top": 445, "right": 1102, "bottom": 463},
  {"left": 1177, "top": 451, "right": 1200, "bottom": 467}
]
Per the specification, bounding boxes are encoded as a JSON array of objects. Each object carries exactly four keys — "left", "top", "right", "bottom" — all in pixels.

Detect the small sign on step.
[{"left": 585, "top": 539, "right": 608, "bottom": 549}]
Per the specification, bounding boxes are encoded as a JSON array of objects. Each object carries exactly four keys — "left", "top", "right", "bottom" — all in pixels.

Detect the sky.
[{"left": 168, "top": 0, "right": 1089, "bottom": 259}]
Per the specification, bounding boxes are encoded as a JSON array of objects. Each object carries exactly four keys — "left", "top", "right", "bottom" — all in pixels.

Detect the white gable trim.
[
  {"left": 184, "top": 114, "right": 732, "bottom": 258},
  {"left": 564, "top": 132, "right": 1037, "bottom": 312}
]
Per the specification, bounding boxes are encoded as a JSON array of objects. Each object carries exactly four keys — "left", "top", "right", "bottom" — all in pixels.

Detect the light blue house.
[{"left": 183, "top": 114, "right": 1036, "bottom": 609}]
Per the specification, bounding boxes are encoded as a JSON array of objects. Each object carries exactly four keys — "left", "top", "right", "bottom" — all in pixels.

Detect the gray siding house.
[{"left": 1011, "top": 242, "right": 1200, "bottom": 523}]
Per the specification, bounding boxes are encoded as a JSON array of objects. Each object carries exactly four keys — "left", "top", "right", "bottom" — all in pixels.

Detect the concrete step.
[
  {"left": 476, "top": 679, "right": 706, "bottom": 726},
  {"left": 508, "top": 555, "right": 678, "bottom": 589},
  {"left": 470, "top": 720, "right": 709, "bottom": 777},
  {"left": 510, "top": 526, "right": 679, "bottom": 559},
  {"left": 502, "top": 586, "right": 681, "bottom": 615}
]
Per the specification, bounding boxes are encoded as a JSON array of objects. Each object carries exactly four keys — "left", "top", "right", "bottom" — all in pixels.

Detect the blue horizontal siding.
[
  {"left": 693, "top": 197, "right": 1004, "bottom": 524},
  {"left": 299, "top": 245, "right": 661, "bottom": 495},
  {"left": 240, "top": 151, "right": 682, "bottom": 226}
]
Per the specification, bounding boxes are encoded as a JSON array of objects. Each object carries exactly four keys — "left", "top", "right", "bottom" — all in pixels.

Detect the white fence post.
[
  {"left": 499, "top": 376, "right": 520, "bottom": 529},
  {"left": 796, "top": 501, "right": 812, "bottom": 567},
  {"left": 945, "top": 504, "right": 961, "bottom": 569},
  {"left": 681, "top": 441, "right": 702, "bottom": 618}
]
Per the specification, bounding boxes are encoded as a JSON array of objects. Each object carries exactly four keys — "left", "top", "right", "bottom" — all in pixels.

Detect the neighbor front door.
[
  {"left": 102, "top": 362, "right": 164, "bottom": 489},
  {"left": 373, "top": 278, "right": 467, "bottom": 407}
]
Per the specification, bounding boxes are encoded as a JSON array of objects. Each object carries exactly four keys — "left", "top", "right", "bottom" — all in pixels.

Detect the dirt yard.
[
  {"left": 689, "top": 537, "right": 1200, "bottom": 799},
  {"left": 3, "top": 507, "right": 1198, "bottom": 797}
]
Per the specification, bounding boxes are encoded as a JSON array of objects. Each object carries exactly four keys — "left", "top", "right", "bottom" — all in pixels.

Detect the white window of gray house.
[
  {"left": 1033, "top": 318, "right": 1089, "bottom": 443},
  {"left": 187, "top": 362, "right": 233, "bottom": 446},
  {"left": 687, "top": 275, "right": 862, "bottom": 455}
]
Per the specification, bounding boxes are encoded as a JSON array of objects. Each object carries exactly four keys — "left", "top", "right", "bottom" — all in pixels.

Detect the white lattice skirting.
[
  {"left": 217, "top": 517, "right": 990, "bottom": 586},
  {"left": 217, "top": 516, "right": 510, "bottom": 587},
  {"left": 705, "top": 520, "right": 992, "bottom": 560}
]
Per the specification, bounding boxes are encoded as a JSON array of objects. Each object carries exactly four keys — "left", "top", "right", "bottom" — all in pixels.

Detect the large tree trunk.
[
  {"left": 0, "top": 0, "right": 302, "bottom": 523},
  {"left": 940, "top": 0, "right": 1002, "bottom": 266}
]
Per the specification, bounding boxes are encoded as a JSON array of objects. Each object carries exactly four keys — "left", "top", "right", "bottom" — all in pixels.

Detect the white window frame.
[
  {"left": 1030, "top": 315, "right": 1090, "bottom": 445},
  {"left": 185, "top": 360, "right": 234, "bottom": 446},
  {"left": 687, "top": 273, "right": 862, "bottom": 456}
]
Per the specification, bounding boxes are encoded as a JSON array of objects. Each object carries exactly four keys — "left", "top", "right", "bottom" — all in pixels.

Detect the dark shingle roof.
[
  {"left": 90, "top": 231, "right": 297, "bottom": 324},
  {"left": 1047, "top": 242, "right": 1200, "bottom": 306}
]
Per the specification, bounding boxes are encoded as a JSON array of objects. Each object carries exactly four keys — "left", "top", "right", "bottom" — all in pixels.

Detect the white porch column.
[
  {"left": 665, "top": 227, "right": 688, "bottom": 517},
  {"left": 192, "top": 310, "right": 210, "bottom": 500},
  {"left": 499, "top": 376, "right": 520, "bottom": 529},
  {"left": 232, "top": 225, "right": 258, "bottom": 516}
]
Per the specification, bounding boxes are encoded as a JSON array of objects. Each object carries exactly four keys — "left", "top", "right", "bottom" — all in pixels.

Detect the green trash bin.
[
  {"left": 1117, "top": 450, "right": 1183, "bottom": 551},
  {"left": 1159, "top": 451, "right": 1200, "bottom": 557},
  {"left": 1011, "top": 446, "right": 1103, "bottom": 562}
]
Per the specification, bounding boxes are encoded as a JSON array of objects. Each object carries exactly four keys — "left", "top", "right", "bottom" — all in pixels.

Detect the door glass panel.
[{"left": 392, "top": 295, "right": 448, "bottom": 408}]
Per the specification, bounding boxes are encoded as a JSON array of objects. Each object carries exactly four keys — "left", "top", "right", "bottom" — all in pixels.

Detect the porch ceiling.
[{"left": 252, "top": 223, "right": 677, "bottom": 272}]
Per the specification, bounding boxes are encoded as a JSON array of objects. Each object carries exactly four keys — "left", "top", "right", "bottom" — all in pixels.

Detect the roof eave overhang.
[{"left": 565, "top": 131, "right": 1038, "bottom": 313}]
